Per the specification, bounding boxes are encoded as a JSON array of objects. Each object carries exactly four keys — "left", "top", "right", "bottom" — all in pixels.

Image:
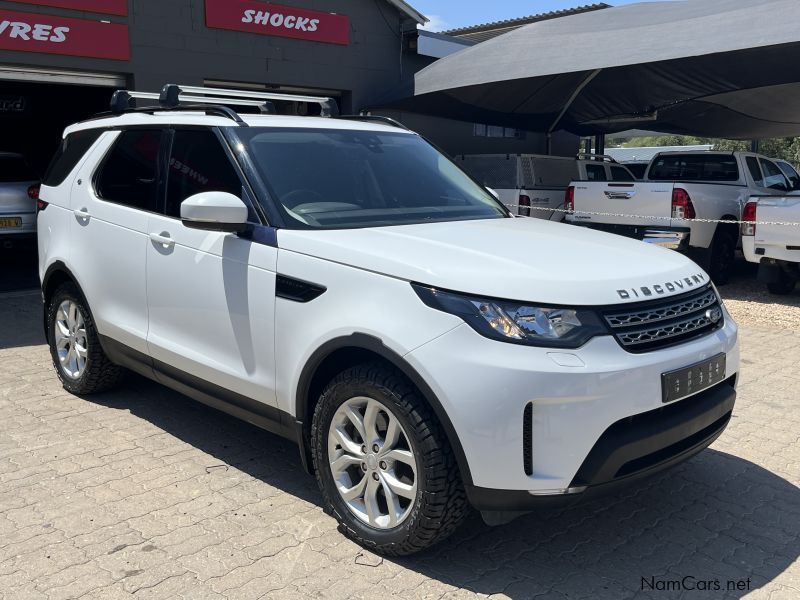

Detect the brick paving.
[{"left": 0, "top": 290, "right": 798, "bottom": 599}]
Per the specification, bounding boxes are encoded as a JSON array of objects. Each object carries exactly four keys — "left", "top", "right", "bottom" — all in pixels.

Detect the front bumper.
[
  {"left": 405, "top": 307, "right": 739, "bottom": 510},
  {"left": 571, "top": 222, "right": 690, "bottom": 252}
]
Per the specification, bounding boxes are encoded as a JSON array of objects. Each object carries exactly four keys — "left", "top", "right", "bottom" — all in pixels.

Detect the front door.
[{"left": 145, "top": 128, "right": 279, "bottom": 410}]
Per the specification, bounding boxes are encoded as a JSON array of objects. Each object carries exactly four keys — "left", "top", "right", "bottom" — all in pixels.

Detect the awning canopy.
[{"left": 390, "top": 0, "right": 800, "bottom": 139}]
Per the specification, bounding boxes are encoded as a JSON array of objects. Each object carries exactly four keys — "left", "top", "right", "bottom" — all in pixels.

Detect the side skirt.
[{"left": 99, "top": 335, "right": 299, "bottom": 444}]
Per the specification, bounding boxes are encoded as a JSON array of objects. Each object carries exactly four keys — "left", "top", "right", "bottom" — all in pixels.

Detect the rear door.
[
  {"left": 145, "top": 127, "right": 279, "bottom": 409},
  {"left": 68, "top": 128, "right": 164, "bottom": 354}
]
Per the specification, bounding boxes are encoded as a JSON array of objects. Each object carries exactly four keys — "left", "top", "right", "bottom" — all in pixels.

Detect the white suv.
[{"left": 39, "top": 86, "right": 740, "bottom": 555}]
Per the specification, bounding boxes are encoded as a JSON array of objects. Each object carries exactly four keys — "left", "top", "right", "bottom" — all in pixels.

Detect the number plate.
[
  {"left": 661, "top": 354, "right": 726, "bottom": 403},
  {"left": 0, "top": 217, "right": 22, "bottom": 228}
]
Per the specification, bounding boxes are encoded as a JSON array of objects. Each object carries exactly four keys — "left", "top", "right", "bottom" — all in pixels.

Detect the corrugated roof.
[{"left": 443, "top": 4, "right": 610, "bottom": 43}]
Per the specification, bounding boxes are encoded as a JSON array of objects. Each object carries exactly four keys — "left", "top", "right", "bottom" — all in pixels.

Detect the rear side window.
[
  {"left": 95, "top": 129, "right": 162, "bottom": 212},
  {"left": 649, "top": 154, "right": 739, "bottom": 182},
  {"left": 0, "top": 155, "right": 38, "bottom": 183},
  {"left": 745, "top": 156, "right": 763, "bottom": 186},
  {"left": 610, "top": 166, "right": 635, "bottom": 182},
  {"left": 165, "top": 129, "right": 244, "bottom": 219},
  {"left": 585, "top": 164, "right": 606, "bottom": 181},
  {"left": 42, "top": 129, "right": 102, "bottom": 187}
]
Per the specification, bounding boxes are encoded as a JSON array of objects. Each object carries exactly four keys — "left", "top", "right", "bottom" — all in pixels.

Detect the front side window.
[
  {"left": 759, "top": 159, "right": 789, "bottom": 191},
  {"left": 231, "top": 128, "right": 507, "bottom": 229},
  {"left": 777, "top": 161, "right": 800, "bottom": 186},
  {"left": 95, "top": 129, "right": 162, "bottom": 212},
  {"left": 165, "top": 129, "right": 244, "bottom": 219}
]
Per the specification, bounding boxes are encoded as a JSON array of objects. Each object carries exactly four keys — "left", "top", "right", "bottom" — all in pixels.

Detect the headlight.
[{"left": 412, "top": 284, "right": 608, "bottom": 348}]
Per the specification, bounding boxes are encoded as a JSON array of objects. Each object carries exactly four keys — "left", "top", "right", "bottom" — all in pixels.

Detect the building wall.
[{"left": 0, "top": 0, "right": 413, "bottom": 112}]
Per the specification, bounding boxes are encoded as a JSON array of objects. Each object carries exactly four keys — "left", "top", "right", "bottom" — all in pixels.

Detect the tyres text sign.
[
  {"left": 205, "top": 0, "right": 349, "bottom": 46},
  {"left": 0, "top": 10, "right": 130, "bottom": 60},
  {"left": 14, "top": 1, "right": 128, "bottom": 16}
]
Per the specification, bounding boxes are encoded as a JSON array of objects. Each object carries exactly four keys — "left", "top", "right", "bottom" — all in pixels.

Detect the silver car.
[{"left": 0, "top": 152, "right": 39, "bottom": 246}]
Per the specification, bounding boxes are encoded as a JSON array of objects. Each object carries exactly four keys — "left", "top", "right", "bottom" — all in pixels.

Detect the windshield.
[{"left": 232, "top": 127, "right": 508, "bottom": 229}]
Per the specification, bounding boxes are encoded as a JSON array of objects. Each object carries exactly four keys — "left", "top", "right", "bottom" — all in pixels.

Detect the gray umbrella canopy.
[{"left": 396, "top": 0, "right": 800, "bottom": 139}]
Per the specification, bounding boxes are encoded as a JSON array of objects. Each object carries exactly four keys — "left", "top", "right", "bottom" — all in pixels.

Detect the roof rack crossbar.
[
  {"left": 99, "top": 103, "right": 248, "bottom": 126},
  {"left": 174, "top": 84, "right": 339, "bottom": 117}
]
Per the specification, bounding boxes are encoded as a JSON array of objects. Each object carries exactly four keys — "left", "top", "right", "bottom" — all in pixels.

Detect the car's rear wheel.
[
  {"left": 767, "top": 269, "right": 797, "bottom": 295},
  {"left": 311, "top": 362, "right": 467, "bottom": 556},
  {"left": 47, "top": 283, "right": 123, "bottom": 394},
  {"left": 709, "top": 227, "right": 737, "bottom": 285}
]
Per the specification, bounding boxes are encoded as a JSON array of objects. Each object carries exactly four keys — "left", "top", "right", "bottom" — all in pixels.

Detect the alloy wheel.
[
  {"left": 327, "top": 396, "right": 418, "bottom": 529},
  {"left": 53, "top": 300, "right": 87, "bottom": 380}
]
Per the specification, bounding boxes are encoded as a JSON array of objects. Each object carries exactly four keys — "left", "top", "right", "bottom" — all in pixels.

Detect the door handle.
[
  {"left": 149, "top": 231, "right": 175, "bottom": 249},
  {"left": 73, "top": 207, "right": 91, "bottom": 221}
]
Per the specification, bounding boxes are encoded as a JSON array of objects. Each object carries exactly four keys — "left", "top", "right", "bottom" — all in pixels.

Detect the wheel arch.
[
  {"left": 41, "top": 261, "right": 91, "bottom": 342},
  {"left": 295, "top": 333, "right": 473, "bottom": 486}
]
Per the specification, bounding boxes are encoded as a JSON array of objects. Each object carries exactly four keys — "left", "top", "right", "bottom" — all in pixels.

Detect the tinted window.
[
  {"left": 611, "top": 166, "right": 635, "bottom": 182},
  {"left": 166, "top": 130, "right": 244, "bottom": 219},
  {"left": 625, "top": 163, "right": 648, "bottom": 179},
  {"left": 649, "top": 154, "right": 739, "bottom": 181},
  {"left": 760, "top": 159, "right": 789, "bottom": 190},
  {"left": 585, "top": 164, "right": 606, "bottom": 181},
  {"left": 236, "top": 128, "right": 506, "bottom": 229},
  {"left": 0, "top": 155, "right": 38, "bottom": 183},
  {"left": 777, "top": 161, "right": 800, "bottom": 185},
  {"left": 43, "top": 129, "right": 102, "bottom": 186},
  {"left": 95, "top": 130, "right": 162, "bottom": 212},
  {"left": 745, "top": 156, "right": 763, "bottom": 186}
]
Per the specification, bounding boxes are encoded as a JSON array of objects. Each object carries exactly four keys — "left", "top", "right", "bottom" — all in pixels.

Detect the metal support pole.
[
  {"left": 750, "top": 139, "right": 760, "bottom": 153},
  {"left": 583, "top": 138, "right": 592, "bottom": 155},
  {"left": 594, "top": 134, "right": 605, "bottom": 155}
]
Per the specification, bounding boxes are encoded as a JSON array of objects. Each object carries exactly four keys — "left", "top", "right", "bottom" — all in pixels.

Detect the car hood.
[{"left": 277, "top": 218, "right": 709, "bottom": 306}]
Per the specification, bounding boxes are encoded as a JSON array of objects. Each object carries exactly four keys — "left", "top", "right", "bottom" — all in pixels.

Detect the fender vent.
[{"left": 523, "top": 403, "right": 533, "bottom": 476}]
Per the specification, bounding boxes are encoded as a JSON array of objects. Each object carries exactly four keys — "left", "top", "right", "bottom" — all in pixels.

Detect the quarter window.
[
  {"left": 95, "top": 129, "right": 162, "bottom": 212},
  {"left": 43, "top": 129, "right": 102, "bottom": 187},
  {"left": 165, "top": 129, "right": 244, "bottom": 219}
]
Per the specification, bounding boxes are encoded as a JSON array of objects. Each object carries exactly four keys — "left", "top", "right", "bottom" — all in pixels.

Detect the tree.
[{"left": 612, "top": 135, "right": 800, "bottom": 164}]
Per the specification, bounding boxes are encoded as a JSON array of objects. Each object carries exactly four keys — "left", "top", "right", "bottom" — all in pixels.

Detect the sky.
[{"left": 414, "top": 0, "right": 646, "bottom": 31}]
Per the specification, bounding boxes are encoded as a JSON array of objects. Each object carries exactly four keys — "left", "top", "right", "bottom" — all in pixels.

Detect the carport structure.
[{"left": 390, "top": 0, "right": 800, "bottom": 149}]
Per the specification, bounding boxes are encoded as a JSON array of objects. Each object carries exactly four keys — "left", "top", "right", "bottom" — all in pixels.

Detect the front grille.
[{"left": 603, "top": 285, "right": 723, "bottom": 352}]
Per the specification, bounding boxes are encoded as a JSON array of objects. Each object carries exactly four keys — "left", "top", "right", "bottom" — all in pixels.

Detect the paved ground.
[{"left": 1, "top": 291, "right": 798, "bottom": 600}]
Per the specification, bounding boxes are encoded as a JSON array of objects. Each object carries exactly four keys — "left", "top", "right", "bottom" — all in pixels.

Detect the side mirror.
[
  {"left": 180, "top": 191, "right": 249, "bottom": 233},
  {"left": 486, "top": 187, "right": 500, "bottom": 200}
]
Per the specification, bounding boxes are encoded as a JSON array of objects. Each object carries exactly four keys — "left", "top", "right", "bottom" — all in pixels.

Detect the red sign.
[
  {"left": 0, "top": 10, "right": 130, "bottom": 60},
  {"left": 205, "top": 0, "right": 349, "bottom": 46},
  {"left": 13, "top": 1, "right": 128, "bottom": 16}
]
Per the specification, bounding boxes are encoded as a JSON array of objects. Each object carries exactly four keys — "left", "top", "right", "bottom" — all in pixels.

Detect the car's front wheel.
[
  {"left": 311, "top": 362, "right": 467, "bottom": 555},
  {"left": 47, "top": 283, "right": 123, "bottom": 394},
  {"left": 767, "top": 269, "right": 797, "bottom": 295}
]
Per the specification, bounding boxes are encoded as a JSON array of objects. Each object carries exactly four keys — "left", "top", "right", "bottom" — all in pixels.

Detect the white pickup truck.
[
  {"left": 742, "top": 193, "right": 800, "bottom": 294},
  {"left": 565, "top": 151, "right": 795, "bottom": 283},
  {"left": 457, "top": 154, "right": 635, "bottom": 220}
]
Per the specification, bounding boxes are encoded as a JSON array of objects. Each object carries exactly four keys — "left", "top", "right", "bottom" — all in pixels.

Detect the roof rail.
[
  {"left": 337, "top": 114, "right": 411, "bottom": 131},
  {"left": 102, "top": 84, "right": 341, "bottom": 126},
  {"left": 576, "top": 153, "right": 619, "bottom": 163}
]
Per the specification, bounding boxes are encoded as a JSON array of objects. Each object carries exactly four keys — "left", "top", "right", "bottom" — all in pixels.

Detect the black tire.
[
  {"left": 46, "top": 283, "right": 123, "bottom": 394},
  {"left": 767, "top": 270, "right": 797, "bottom": 295},
  {"left": 311, "top": 361, "right": 468, "bottom": 556},
  {"left": 708, "top": 227, "right": 737, "bottom": 285}
]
